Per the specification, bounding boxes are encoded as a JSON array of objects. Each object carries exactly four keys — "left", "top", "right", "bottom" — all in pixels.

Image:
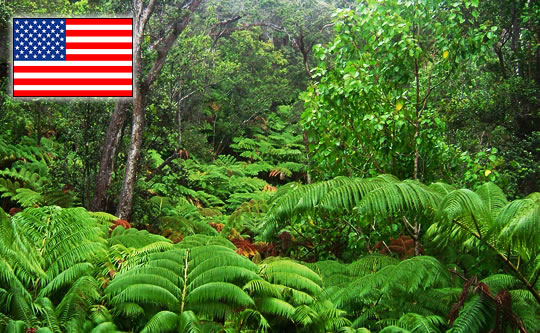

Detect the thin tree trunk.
[
  {"left": 116, "top": 92, "right": 145, "bottom": 219},
  {"left": 84, "top": 103, "right": 91, "bottom": 206},
  {"left": 412, "top": 12, "right": 420, "bottom": 181},
  {"left": 413, "top": 57, "right": 420, "bottom": 180},
  {"left": 91, "top": 101, "right": 130, "bottom": 212},
  {"left": 91, "top": 0, "right": 158, "bottom": 214},
  {"left": 36, "top": 103, "right": 42, "bottom": 146},
  {"left": 295, "top": 28, "right": 311, "bottom": 76},
  {"left": 303, "top": 131, "right": 312, "bottom": 184},
  {"left": 511, "top": 1, "right": 522, "bottom": 77},
  {"left": 414, "top": 222, "right": 421, "bottom": 256}
]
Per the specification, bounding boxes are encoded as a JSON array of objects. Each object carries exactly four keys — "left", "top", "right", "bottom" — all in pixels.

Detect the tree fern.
[
  {"left": 263, "top": 175, "right": 437, "bottom": 241},
  {"left": 0, "top": 206, "right": 109, "bottom": 332},
  {"left": 0, "top": 136, "right": 44, "bottom": 165},
  {"left": 104, "top": 234, "right": 261, "bottom": 327},
  {"left": 333, "top": 256, "right": 450, "bottom": 328},
  {"left": 435, "top": 189, "right": 493, "bottom": 242},
  {"left": 0, "top": 166, "right": 76, "bottom": 208},
  {"left": 428, "top": 185, "right": 540, "bottom": 303},
  {"left": 447, "top": 296, "right": 494, "bottom": 333}
]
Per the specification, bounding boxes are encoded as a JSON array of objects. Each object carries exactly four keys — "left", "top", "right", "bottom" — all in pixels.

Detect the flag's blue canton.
[{"left": 13, "top": 18, "right": 66, "bottom": 61}]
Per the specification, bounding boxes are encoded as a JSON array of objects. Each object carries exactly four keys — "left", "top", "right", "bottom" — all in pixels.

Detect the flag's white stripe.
[
  {"left": 66, "top": 25, "right": 132, "bottom": 30},
  {"left": 14, "top": 85, "right": 132, "bottom": 90},
  {"left": 14, "top": 61, "right": 132, "bottom": 66},
  {"left": 66, "top": 49, "right": 132, "bottom": 54},
  {"left": 66, "top": 37, "right": 132, "bottom": 42},
  {"left": 14, "top": 73, "right": 132, "bottom": 78}
]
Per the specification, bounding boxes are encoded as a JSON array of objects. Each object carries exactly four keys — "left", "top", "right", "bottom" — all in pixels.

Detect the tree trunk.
[
  {"left": 113, "top": 0, "right": 148, "bottom": 220},
  {"left": 414, "top": 222, "right": 421, "bottom": 256},
  {"left": 413, "top": 121, "right": 419, "bottom": 180},
  {"left": 413, "top": 58, "right": 420, "bottom": 180},
  {"left": 90, "top": 101, "right": 130, "bottom": 212},
  {"left": 303, "top": 131, "right": 312, "bottom": 184},
  {"left": 511, "top": 1, "right": 522, "bottom": 77},
  {"left": 294, "top": 28, "right": 311, "bottom": 76},
  {"left": 116, "top": 91, "right": 145, "bottom": 219},
  {"left": 114, "top": 0, "right": 204, "bottom": 219}
]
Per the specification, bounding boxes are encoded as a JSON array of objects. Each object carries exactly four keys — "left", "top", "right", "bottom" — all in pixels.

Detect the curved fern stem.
[
  {"left": 181, "top": 249, "right": 190, "bottom": 313},
  {"left": 452, "top": 217, "right": 540, "bottom": 304},
  {"left": 488, "top": 245, "right": 540, "bottom": 305}
]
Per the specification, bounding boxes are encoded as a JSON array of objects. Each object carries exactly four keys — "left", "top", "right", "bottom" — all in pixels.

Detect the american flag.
[{"left": 12, "top": 18, "right": 133, "bottom": 97}]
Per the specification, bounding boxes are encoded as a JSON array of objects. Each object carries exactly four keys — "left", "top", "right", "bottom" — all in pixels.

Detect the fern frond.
[
  {"left": 109, "top": 282, "right": 180, "bottom": 310},
  {"left": 379, "top": 326, "right": 411, "bottom": 332},
  {"left": 292, "top": 304, "right": 317, "bottom": 326},
  {"left": 475, "top": 183, "right": 508, "bottom": 219},
  {"left": 88, "top": 321, "right": 119, "bottom": 332},
  {"left": 178, "top": 311, "right": 201, "bottom": 333},
  {"left": 356, "top": 180, "right": 441, "bottom": 217},
  {"left": 109, "top": 228, "right": 168, "bottom": 248},
  {"left": 12, "top": 188, "right": 43, "bottom": 207},
  {"left": 393, "top": 313, "right": 444, "bottom": 333},
  {"left": 492, "top": 195, "right": 539, "bottom": 255},
  {"left": 10, "top": 287, "right": 37, "bottom": 328},
  {"left": 447, "top": 296, "right": 494, "bottom": 333},
  {"left": 55, "top": 276, "right": 99, "bottom": 328},
  {"left": 262, "top": 265, "right": 322, "bottom": 295},
  {"left": 243, "top": 279, "right": 282, "bottom": 298},
  {"left": 34, "top": 297, "right": 61, "bottom": 333},
  {"left": 186, "top": 282, "right": 254, "bottom": 308},
  {"left": 428, "top": 182, "right": 456, "bottom": 196},
  {"left": 187, "top": 266, "right": 260, "bottom": 292},
  {"left": 348, "top": 255, "right": 400, "bottom": 276},
  {"left": 5, "top": 320, "right": 29, "bottom": 333},
  {"left": 263, "top": 260, "right": 322, "bottom": 286},
  {"left": 140, "top": 311, "right": 179, "bottom": 333},
  {"left": 256, "top": 297, "right": 295, "bottom": 319},
  {"left": 480, "top": 274, "right": 522, "bottom": 293},
  {"left": 106, "top": 274, "right": 182, "bottom": 300},
  {"left": 89, "top": 212, "right": 118, "bottom": 225},
  {"left": 321, "top": 175, "right": 399, "bottom": 212},
  {"left": 237, "top": 309, "right": 270, "bottom": 333},
  {"left": 178, "top": 234, "right": 236, "bottom": 250},
  {"left": 39, "top": 262, "right": 94, "bottom": 298},
  {"left": 115, "top": 302, "right": 145, "bottom": 318}
]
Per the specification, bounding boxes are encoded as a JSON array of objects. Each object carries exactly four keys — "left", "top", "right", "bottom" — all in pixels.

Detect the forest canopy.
[{"left": 0, "top": 0, "right": 538, "bottom": 332}]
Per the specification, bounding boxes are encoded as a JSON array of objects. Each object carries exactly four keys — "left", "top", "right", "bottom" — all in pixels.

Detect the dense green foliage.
[{"left": 1, "top": 0, "right": 539, "bottom": 332}]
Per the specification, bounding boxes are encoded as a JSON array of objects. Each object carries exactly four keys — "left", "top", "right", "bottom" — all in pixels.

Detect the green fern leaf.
[
  {"left": 447, "top": 296, "right": 494, "bottom": 333},
  {"left": 186, "top": 282, "right": 254, "bottom": 307},
  {"left": 140, "top": 311, "right": 179, "bottom": 333},
  {"left": 178, "top": 311, "right": 201, "bottom": 333},
  {"left": 256, "top": 297, "right": 296, "bottom": 319}
]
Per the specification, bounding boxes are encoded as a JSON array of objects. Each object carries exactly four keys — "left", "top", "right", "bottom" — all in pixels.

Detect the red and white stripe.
[{"left": 13, "top": 18, "right": 133, "bottom": 97}]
